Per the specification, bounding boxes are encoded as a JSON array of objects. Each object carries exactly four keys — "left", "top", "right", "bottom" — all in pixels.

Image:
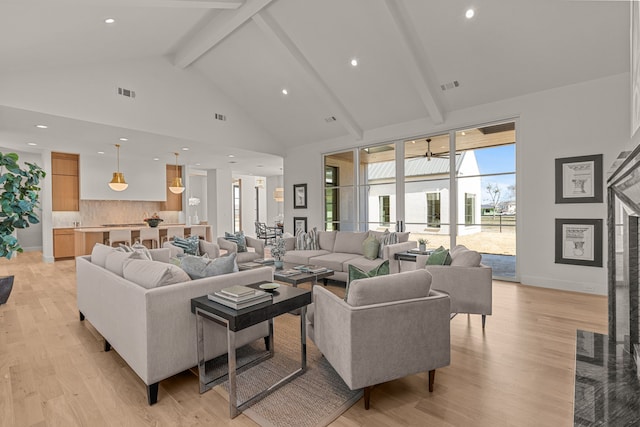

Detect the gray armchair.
[
  {"left": 308, "top": 269, "right": 451, "bottom": 409},
  {"left": 217, "top": 235, "right": 264, "bottom": 263}
]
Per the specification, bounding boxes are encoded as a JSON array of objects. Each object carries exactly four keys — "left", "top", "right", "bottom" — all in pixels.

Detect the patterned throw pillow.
[
  {"left": 172, "top": 235, "right": 200, "bottom": 256},
  {"left": 295, "top": 227, "right": 319, "bottom": 250},
  {"left": 376, "top": 230, "right": 399, "bottom": 258},
  {"left": 177, "top": 253, "right": 236, "bottom": 279},
  {"left": 345, "top": 260, "right": 390, "bottom": 301},
  {"left": 224, "top": 231, "right": 247, "bottom": 252},
  {"left": 425, "top": 246, "right": 452, "bottom": 265}
]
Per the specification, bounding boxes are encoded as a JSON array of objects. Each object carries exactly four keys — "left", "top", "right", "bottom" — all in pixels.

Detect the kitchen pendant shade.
[
  {"left": 108, "top": 144, "right": 128, "bottom": 191},
  {"left": 169, "top": 152, "right": 185, "bottom": 194}
]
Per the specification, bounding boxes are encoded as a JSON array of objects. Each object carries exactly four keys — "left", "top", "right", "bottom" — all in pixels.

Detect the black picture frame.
[
  {"left": 555, "top": 154, "right": 603, "bottom": 203},
  {"left": 293, "top": 183, "right": 307, "bottom": 209},
  {"left": 293, "top": 217, "right": 307, "bottom": 234},
  {"left": 555, "top": 218, "right": 603, "bottom": 267}
]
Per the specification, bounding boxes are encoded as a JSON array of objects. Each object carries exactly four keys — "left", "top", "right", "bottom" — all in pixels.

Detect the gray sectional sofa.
[
  {"left": 76, "top": 243, "right": 272, "bottom": 405},
  {"left": 282, "top": 230, "right": 416, "bottom": 283}
]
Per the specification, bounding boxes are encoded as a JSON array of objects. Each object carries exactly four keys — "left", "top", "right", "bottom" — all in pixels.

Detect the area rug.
[{"left": 204, "top": 324, "right": 362, "bottom": 427}]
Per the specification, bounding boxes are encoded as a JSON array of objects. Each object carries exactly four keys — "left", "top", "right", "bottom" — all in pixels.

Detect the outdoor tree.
[{"left": 485, "top": 183, "right": 502, "bottom": 218}]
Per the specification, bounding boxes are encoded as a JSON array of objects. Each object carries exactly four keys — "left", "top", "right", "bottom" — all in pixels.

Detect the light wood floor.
[{"left": 0, "top": 252, "right": 607, "bottom": 426}]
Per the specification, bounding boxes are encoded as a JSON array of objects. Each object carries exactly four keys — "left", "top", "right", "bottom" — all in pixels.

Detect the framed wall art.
[
  {"left": 293, "top": 217, "right": 307, "bottom": 234},
  {"left": 555, "top": 218, "right": 603, "bottom": 267},
  {"left": 555, "top": 154, "right": 603, "bottom": 203},
  {"left": 293, "top": 183, "right": 307, "bottom": 209}
]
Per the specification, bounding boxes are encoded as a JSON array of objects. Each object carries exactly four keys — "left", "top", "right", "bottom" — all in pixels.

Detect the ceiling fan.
[{"left": 424, "top": 138, "right": 450, "bottom": 161}]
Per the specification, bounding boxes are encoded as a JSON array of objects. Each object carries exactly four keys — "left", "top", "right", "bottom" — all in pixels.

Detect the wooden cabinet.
[
  {"left": 52, "top": 152, "right": 79, "bottom": 211},
  {"left": 53, "top": 228, "right": 75, "bottom": 259},
  {"left": 162, "top": 164, "right": 183, "bottom": 211}
]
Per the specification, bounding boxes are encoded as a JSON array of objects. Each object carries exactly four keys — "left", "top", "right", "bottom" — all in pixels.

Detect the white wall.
[
  {"left": 266, "top": 175, "right": 284, "bottom": 226},
  {"left": 284, "top": 73, "right": 630, "bottom": 295}
]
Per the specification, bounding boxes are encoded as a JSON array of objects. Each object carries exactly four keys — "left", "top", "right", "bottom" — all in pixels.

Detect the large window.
[
  {"left": 325, "top": 166, "right": 340, "bottom": 231},
  {"left": 379, "top": 195, "right": 391, "bottom": 225},
  {"left": 324, "top": 151, "right": 355, "bottom": 231},
  {"left": 465, "top": 193, "right": 475, "bottom": 225},
  {"left": 233, "top": 181, "right": 241, "bottom": 233},
  {"left": 426, "top": 192, "right": 441, "bottom": 228}
]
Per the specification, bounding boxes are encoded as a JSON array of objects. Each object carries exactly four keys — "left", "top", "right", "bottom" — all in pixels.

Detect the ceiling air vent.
[
  {"left": 214, "top": 113, "right": 227, "bottom": 121},
  {"left": 117, "top": 87, "right": 136, "bottom": 98},
  {"left": 440, "top": 80, "right": 460, "bottom": 91},
  {"left": 324, "top": 116, "right": 337, "bottom": 123}
]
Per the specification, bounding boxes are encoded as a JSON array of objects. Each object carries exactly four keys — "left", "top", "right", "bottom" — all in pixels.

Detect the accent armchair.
[
  {"left": 217, "top": 235, "right": 265, "bottom": 263},
  {"left": 307, "top": 269, "right": 451, "bottom": 409}
]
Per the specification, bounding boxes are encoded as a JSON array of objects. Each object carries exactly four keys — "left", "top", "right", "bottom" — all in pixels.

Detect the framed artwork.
[
  {"left": 555, "top": 218, "right": 603, "bottom": 267},
  {"left": 633, "top": 0, "right": 640, "bottom": 137},
  {"left": 293, "top": 217, "right": 307, "bottom": 234},
  {"left": 293, "top": 183, "right": 307, "bottom": 209},
  {"left": 555, "top": 154, "right": 603, "bottom": 203}
]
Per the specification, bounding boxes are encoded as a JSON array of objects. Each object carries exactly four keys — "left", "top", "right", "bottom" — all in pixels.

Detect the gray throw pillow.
[
  {"left": 172, "top": 235, "right": 200, "bottom": 256},
  {"left": 179, "top": 253, "right": 237, "bottom": 279}
]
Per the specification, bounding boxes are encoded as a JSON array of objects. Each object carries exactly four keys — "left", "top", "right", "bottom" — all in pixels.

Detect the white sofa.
[
  {"left": 282, "top": 230, "right": 416, "bottom": 283},
  {"left": 76, "top": 244, "right": 272, "bottom": 405}
]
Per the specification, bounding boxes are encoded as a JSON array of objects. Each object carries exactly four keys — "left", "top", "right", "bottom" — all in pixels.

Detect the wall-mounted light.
[
  {"left": 169, "top": 152, "right": 185, "bottom": 194},
  {"left": 108, "top": 144, "right": 128, "bottom": 191},
  {"left": 273, "top": 187, "right": 284, "bottom": 202}
]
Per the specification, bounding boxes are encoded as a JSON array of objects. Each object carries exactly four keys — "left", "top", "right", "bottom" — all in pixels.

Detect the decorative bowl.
[
  {"left": 259, "top": 283, "right": 280, "bottom": 292},
  {"left": 145, "top": 218, "right": 163, "bottom": 228}
]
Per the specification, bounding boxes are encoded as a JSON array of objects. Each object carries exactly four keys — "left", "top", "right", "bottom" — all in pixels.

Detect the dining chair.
[
  {"left": 139, "top": 227, "right": 160, "bottom": 249},
  {"left": 107, "top": 229, "right": 131, "bottom": 247},
  {"left": 162, "top": 226, "right": 185, "bottom": 244},
  {"left": 189, "top": 225, "right": 207, "bottom": 240}
]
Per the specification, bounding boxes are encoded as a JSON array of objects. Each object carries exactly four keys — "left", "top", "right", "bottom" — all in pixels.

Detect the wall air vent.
[
  {"left": 215, "top": 113, "right": 227, "bottom": 121},
  {"left": 324, "top": 116, "right": 337, "bottom": 123},
  {"left": 117, "top": 87, "right": 136, "bottom": 98},
  {"left": 440, "top": 80, "right": 460, "bottom": 91}
]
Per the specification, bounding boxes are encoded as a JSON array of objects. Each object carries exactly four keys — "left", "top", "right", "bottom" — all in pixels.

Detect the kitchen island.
[{"left": 74, "top": 224, "right": 212, "bottom": 256}]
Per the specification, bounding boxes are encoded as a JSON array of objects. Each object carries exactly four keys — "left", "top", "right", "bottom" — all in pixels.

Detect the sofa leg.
[
  {"left": 482, "top": 314, "right": 487, "bottom": 329},
  {"left": 104, "top": 340, "right": 111, "bottom": 352},
  {"left": 147, "top": 383, "right": 159, "bottom": 405},
  {"left": 364, "top": 386, "right": 372, "bottom": 410},
  {"left": 264, "top": 336, "right": 271, "bottom": 351},
  {"left": 323, "top": 278, "right": 328, "bottom": 286},
  {"left": 428, "top": 370, "right": 435, "bottom": 392},
  {"left": 79, "top": 311, "right": 85, "bottom": 321}
]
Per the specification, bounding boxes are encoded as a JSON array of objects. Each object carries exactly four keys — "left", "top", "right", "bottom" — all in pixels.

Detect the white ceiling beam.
[
  {"left": 173, "top": 0, "right": 274, "bottom": 68},
  {"left": 383, "top": 0, "right": 444, "bottom": 124},
  {"left": 0, "top": 0, "right": 243, "bottom": 8},
  {"left": 252, "top": 11, "right": 363, "bottom": 140}
]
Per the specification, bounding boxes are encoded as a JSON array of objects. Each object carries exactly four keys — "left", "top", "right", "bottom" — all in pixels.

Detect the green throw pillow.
[
  {"left": 345, "top": 260, "right": 390, "bottom": 301},
  {"left": 362, "top": 235, "right": 380, "bottom": 260},
  {"left": 172, "top": 235, "right": 200, "bottom": 256},
  {"left": 224, "top": 231, "right": 247, "bottom": 252},
  {"left": 425, "top": 246, "right": 452, "bottom": 266}
]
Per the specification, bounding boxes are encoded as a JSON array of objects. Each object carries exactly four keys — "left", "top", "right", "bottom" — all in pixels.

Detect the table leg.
[
  {"left": 300, "top": 306, "right": 307, "bottom": 370},
  {"left": 228, "top": 328, "right": 239, "bottom": 418},
  {"left": 195, "top": 308, "right": 207, "bottom": 393}
]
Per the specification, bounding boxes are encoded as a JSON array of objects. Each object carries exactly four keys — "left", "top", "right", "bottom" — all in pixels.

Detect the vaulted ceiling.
[{"left": 0, "top": 0, "right": 629, "bottom": 176}]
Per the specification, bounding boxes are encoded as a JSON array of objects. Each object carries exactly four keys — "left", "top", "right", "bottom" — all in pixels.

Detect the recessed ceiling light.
[
  {"left": 98, "top": 151, "right": 105, "bottom": 155},
  {"left": 195, "top": 163, "right": 201, "bottom": 166},
  {"left": 35, "top": 124, "right": 48, "bottom": 129},
  {"left": 228, "top": 154, "right": 235, "bottom": 158},
  {"left": 27, "top": 142, "right": 37, "bottom": 146},
  {"left": 350, "top": 58, "right": 358, "bottom": 67},
  {"left": 119, "top": 137, "right": 128, "bottom": 141},
  {"left": 465, "top": 8, "right": 475, "bottom": 19},
  {"left": 105, "top": 18, "right": 115, "bottom": 24},
  {"left": 282, "top": 89, "right": 288, "bottom": 95},
  {"left": 182, "top": 147, "right": 189, "bottom": 151},
  {"left": 257, "top": 165, "right": 264, "bottom": 168},
  {"left": 153, "top": 157, "right": 159, "bottom": 161}
]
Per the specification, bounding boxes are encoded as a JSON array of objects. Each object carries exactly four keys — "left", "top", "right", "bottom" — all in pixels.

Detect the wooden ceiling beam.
[
  {"left": 252, "top": 11, "right": 364, "bottom": 140},
  {"left": 383, "top": 0, "right": 444, "bottom": 125},
  {"left": 173, "top": 0, "right": 274, "bottom": 68}
]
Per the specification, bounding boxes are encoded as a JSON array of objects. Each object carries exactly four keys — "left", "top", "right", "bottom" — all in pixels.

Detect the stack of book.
[
  {"left": 276, "top": 269, "right": 302, "bottom": 277},
  {"left": 207, "top": 285, "right": 272, "bottom": 309},
  {"left": 254, "top": 258, "right": 275, "bottom": 265},
  {"left": 293, "top": 264, "right": 329, "bottom": 273}
]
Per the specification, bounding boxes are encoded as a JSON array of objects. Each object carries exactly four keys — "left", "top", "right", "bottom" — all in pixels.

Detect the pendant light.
[
  {"left": 108, "top": 144, "right": 128, "bottom": 191},
  {"left": 169, "top": 152, "right": 185, "bottom": 194}
]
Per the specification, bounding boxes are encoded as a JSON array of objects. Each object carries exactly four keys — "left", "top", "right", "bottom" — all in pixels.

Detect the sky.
[{"left": 473, "top": 144, "right": 516, "bottom": 204}]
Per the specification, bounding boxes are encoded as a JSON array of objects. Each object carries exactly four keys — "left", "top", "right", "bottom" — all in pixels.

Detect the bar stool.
[
  {"left": 162, "top": 226, "right": 185, "bottom": 244},
  {"left": 107, "top": 229, "right": 131, "bottom": 247},
  {"left": 139, "top": 227, "right": 160, "bottom": 249},
  {"left": 189, "top": 225, "right": 207, "bottom": 240}
]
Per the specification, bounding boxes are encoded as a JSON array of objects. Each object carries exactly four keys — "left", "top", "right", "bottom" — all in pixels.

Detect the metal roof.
[{"left": 368, "top": 153, "right": 464, "bottom": 180}]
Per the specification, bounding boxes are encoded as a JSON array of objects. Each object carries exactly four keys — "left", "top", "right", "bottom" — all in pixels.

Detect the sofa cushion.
[
  {"left": 149, "top": 248, "right": 171, "bottom": 263},
  {"left": 91, "top": 243, "right": 116, "bottom": 268},
  {"left": 333, "top": 231, "right": 368, "bottom": 255},
  {"left": 236, "top": 250, "right": 261, "bottom": 263},
  {"left": 450, "top": 245, "right": 482, "bottom": 267},
  {"left": 225, "top": 231, "right": 247, "bottom": 252},
  {"left": 177, "top": 253, "right": 238, "bottom": 279},
  {"left": 346, "top": 269, "right": 431, "bottom": 307},
  {"left": 123, "top": 259, "right": 191, "bottom": 289},
  {"left": 346, "top": 260, "right": 390, "bottom": 299},
  {"left": 172, "top": 235, "right": 200, "bottom": 256},
  {"left": 426, "top": 246, "right": 452, "bottom": 266},
  {"left": 309, "top": 252, "right": 361, "bottom": 272},
  {"left": 362, "top": 235, "right": 380, "bottom": 260},
  {"left": 284, "top": 250, "right": 330, "bottom": 265},
  {"left": 317, "top": 231, "right": 337, "bottom": 251},
  {"left": 105, "top": 250, "right": 148, "bottom": 277}
]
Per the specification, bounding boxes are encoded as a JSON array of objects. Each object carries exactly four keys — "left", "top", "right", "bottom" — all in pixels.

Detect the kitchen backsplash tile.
[{"left": 52, "top": 201, "right": 180, "bottom": 227}]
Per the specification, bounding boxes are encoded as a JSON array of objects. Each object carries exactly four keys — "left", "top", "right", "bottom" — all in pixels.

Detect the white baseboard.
[
  {"left": 519, "top": 274, "right": 606, "bottom": 296},
  {"left": 42, "top": 255, "right": 55, "bottom": 263}
]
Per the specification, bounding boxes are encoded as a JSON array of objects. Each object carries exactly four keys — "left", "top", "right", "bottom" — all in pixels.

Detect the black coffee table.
[
  {"left": 191, "top": 282, "right": 311, "bottom": 418},
  {"left": 273, "top": 262, "right": 334, "bottom": 288}
]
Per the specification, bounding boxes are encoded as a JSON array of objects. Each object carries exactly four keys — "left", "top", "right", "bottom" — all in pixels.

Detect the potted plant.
[
  {"left": 418, "top": 238, "right": 429, "bottom": 252},
  {"left": 0, "top": 152, "right": 46, "bottom": 304},
  {"left": 271, "top": 237, "right": 286, "bottom": 269}
]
